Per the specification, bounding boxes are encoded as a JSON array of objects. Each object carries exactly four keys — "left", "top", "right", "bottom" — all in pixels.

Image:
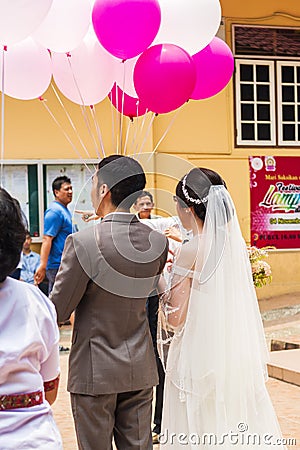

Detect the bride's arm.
[
  {"left": 161, "top": 243, "right": 195, "bottom": 328},
  {"left": 165, "top": 273, "right": 191, "bottom": 328}
]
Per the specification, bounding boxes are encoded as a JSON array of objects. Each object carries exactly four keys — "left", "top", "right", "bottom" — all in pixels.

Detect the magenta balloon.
[
  {"left": 108, "top": 83, "right": 148, "bottom": 118},
  {"left": 133, "top": 44, "right": 196, "bottom": 114},
  {"left": 92, "top": 0, "right": 161, "bottom": 60},
  {"left": 191, "top": 37, "right": 234, "bottom": 100}
]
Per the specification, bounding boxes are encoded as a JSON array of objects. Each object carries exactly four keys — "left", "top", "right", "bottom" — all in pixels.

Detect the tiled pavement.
[
  {"left": 53, "top": 291, "right": 300, "bottom": 449},
  {"left": 53, "top": 354, "right": 300, "bottom": 449}
]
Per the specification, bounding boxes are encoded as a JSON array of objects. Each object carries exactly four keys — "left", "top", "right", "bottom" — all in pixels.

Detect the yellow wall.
[
  {"left": 152, "top": 0, "right": 300, "bottom": 299},
  {"left": 2, "top": 0, "right": 300, "bottom": 299}
]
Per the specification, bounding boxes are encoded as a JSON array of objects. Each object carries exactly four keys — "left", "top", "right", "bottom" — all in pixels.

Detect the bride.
[{"left": 158, "top": 168, "right": 286, "bottom": 449}]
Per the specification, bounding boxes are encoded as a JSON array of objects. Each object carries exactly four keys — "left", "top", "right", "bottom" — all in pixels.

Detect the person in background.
[
  {"left": 34, "top": 175, "right": 73, "bottom": 295},
  {"left": 0, "top": 187, "right": 62, "bottom": 450},
  {"left": 20, "top": 231, "right": 40, "bottom": 284},
  {"left": 133, "top": 190, "right": 159, "bottom": 220}
]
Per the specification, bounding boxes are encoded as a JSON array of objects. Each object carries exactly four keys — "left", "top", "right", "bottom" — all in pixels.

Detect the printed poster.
[{"left": 249, "top": 156, "right": 300, "bottom": 250}]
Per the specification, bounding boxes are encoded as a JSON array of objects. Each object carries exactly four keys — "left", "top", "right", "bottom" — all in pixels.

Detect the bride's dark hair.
[{"left": 176, "top": 168, "right": 227, "bottom": 221}]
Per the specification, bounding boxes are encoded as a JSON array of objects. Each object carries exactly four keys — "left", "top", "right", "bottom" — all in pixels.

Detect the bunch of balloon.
[
  {"left": 92, "top": 0, "right": 234, "bottom": 121},
  {"left": 0, "top": 0, "right": 235, "bottom": 155}
]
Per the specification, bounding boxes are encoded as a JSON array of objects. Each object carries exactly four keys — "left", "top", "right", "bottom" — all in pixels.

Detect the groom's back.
[{"left": 67, "top": 213, "right": 168, "bottom": 395}]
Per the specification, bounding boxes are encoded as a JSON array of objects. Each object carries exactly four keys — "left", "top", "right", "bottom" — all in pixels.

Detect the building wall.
[{"left": 153, "top": 0, "right": 300, "bottom": 299}]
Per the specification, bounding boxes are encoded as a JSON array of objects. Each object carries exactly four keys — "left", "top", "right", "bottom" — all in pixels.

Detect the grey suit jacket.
[{"left": 51, "top": 213, "right": 168, "bottom": 395}]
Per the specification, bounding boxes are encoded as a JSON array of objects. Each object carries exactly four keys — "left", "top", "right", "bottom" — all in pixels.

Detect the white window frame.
[
  {"left": 277, "top": 61, "right": 300, "bottom": 146},
  {"left": 235, "top": 59, "right": 276, "bottom": 146}
]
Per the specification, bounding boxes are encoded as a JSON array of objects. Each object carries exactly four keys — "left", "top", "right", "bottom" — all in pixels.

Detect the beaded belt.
[{"left": 0, "top": 390, "right": 43, "bottom": 411}]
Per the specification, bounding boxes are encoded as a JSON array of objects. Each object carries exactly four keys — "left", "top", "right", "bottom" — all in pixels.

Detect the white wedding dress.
[{"left": 158, "top": 186, "right": 286, "bottom": 449}]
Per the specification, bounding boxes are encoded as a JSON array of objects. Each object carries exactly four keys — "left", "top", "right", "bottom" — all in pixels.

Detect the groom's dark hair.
[{"left": 97, "top": 155, "right": 146, "bottom": 208}]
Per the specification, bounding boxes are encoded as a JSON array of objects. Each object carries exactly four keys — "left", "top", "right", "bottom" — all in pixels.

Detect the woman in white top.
[
  {"left": 158, "top": 168, "right": 285, "bottom": 449},
  {"left": 0, "top": 187, "right": 62, "bottom": 450}
]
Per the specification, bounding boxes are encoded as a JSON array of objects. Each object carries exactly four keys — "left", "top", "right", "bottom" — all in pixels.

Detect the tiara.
[{"left": 181, "top": 175, "right": 209, "bottom": 205}]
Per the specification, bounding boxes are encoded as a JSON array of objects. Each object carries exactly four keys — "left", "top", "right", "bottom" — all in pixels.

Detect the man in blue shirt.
[
  {"left": 34, "top": 175, "right": 73, "bottom": 294},
  {"left": 20, "top": 231, "right": 40, "bottom": 284}
]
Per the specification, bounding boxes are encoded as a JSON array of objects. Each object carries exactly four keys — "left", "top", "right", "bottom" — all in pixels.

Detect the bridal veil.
[{"left": 158, "top": 185, "right": 285, "bottom": 448}]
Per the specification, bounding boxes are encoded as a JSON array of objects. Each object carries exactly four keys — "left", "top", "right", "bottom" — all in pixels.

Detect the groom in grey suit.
[{"left": 51, "top": 155, "right": 168, "bottom": 450}]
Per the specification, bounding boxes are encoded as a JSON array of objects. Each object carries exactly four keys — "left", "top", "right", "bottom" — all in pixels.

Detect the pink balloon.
[
  {"left": 52, "top": 32, "right": 115, "bottom": 105},
  {"left": 108, "top": 83, "right": 148, "bottom": 118},
  {"left": 191, "top": 37, "right": 234, "bottom": 100},
  {"left": 92, "top": 0, "right": 161, "bottom": 60},
  {"left": 0, "top": 38, "right": 52, "bottom": 100},
  {"left": 133, "top": 44, "right": 196, "bottom": 114}
]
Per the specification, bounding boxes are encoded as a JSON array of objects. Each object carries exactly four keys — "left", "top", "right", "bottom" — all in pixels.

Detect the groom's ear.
[{"left": 101, "top": 184, "right": 109, "bottom": 196}]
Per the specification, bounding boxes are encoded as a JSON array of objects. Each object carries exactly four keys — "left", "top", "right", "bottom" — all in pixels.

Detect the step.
[
  {"left": 270, "top": 337, "right": 300, "bottom": 351},
  {"left": 268, "top": 348, "right": 300, "bottom": 387}
]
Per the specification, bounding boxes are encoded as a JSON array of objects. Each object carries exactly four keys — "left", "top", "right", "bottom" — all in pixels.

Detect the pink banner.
[{"left": 249, "top": 156, "right": 300, "bottom": 250}]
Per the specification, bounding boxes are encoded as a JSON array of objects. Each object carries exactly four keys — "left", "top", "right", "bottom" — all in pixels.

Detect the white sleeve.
[
  {"left": 40, "top": 344, "right": 60, "bottom": 382},
  {"left": 34, "top": 289, "right": 61, "bottom": 382}
]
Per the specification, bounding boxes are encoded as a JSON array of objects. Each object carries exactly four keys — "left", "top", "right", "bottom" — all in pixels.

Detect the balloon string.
[
  {"left": 89, "top": 105, "right": 105, "bottom": 158},
  {"left": 66, "top": 55, "right": 100, "bottom": 159},
  {"left": 110, "top": 88, "right": 116, "bottom": 153},
  {"left": 134, "top": 109, "right": 148, "bottom": 155},
  {"left": 0, "top": 47, "right": 6, "bottom": 186},
  {"left": 135, "top": 113, "right": 156, "bottom": 160},
  {"left": 50, "top": 83, "right": 95, "bottom": 164},
  {"left": 128, "top": 100, "right": 140, "bottom": 154},
  {"left": 39, "top": 98, "right": 92, "bottom": 173},
  {"left": 128, "top": 112, "right": 139, "bottom": 155},
  {"left": 115, "top": 82, "right": 120, "bottom": 154},
  {"left": 120, "top": 61, "right": 126, "bottom": 154},
  {"left": 123, "top": 118, "right": 132, "bottom": 156},
  {"left": 147, "top": 110, "right": 180, "bottom": 163}
]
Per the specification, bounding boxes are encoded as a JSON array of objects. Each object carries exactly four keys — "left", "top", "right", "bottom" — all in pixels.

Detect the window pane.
[
  {"left": 241, "top": 84, "right": 254, "bottom": 101},
  {"left": 282, "top": 105, "right": 295, "bottom": 122},
  {"left": 257, "top": 124, "right": 271, "bottom": 140},
  {"left": 240, "top": 65, "right": 253, "bottom": 81},
  {"left": 282, "top": 85, "right": 295, "bottom": 102},
  {"left": 297, "top": 86, "right": 300, "bottom": 102},
  {"left": 297, "top": 66, "right": 300, "bottom": 83},
  {"left": 283, "top": 124, "right": 295, "bottom": 141},
  {"left": 281, "top": 66, "right": 295, "bottom": 83},
  {"left": 298, "top": 124, "right": 300, "bottom": 140},
  {"left": 257, "top": 104, "right": 270, "bottom": 121},
  {"left": 256, "top": 65, "right": 269, "bottom": 82},
  {"left": 257, "top": 85, "right": 270, "bottom": 101},
  {"left": 241, "top": 123, "right": 255, "bottom": 140},
  {"left": 298, "top": 105, "right": 300, "bottom": 119},
  {"left": 241, "top": 104, "right": 254, "bottom": 120}
]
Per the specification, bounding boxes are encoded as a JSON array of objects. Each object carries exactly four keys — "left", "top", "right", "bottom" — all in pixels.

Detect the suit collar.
[{"left": 101, "top": 212, "right": 139, "bottom": 224}]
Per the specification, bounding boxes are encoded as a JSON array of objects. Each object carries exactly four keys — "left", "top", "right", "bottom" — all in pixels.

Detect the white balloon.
[
  {"left": 52, "top": 33, "right": 116, "bottom": 105},
  {"left": 33, "top": 0, "right": 91, "bottom": 53},
  {"left": 0, "top": 0, "right": 53, "bottom": 46},
  {"left": 113, "top": 57, "right": 138, "bottom": 98},
  {"left": 155, "top": 0, "right": 222, "bottom": 54},
  {"left": 0, "top": 38, "right": 52, "bottom": 100}
]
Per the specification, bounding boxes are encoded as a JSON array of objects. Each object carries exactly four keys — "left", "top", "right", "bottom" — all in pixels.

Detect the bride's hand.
[{"left": 164, "top": 226, "right": 182, "bottom": 243}]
